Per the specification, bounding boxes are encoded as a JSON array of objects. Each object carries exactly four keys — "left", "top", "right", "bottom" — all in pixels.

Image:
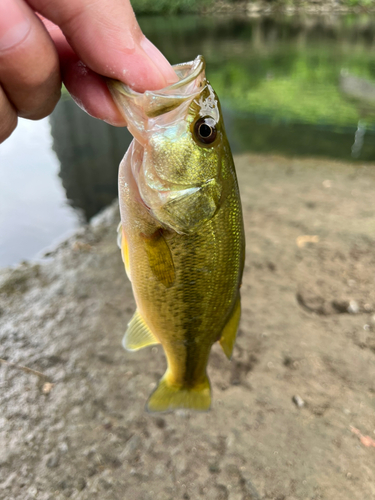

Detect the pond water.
[{"left": 1, "top": 13, "right": 375, "bottom": 267}]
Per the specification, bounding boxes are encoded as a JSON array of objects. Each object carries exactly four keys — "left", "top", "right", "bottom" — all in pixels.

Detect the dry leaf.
[{"left": 296, "top": 235, "right": 320, "bottom": 248}]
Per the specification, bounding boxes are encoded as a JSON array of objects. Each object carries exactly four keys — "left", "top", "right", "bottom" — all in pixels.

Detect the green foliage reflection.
[
  {"left": 140, "top": 15, "right": 375, "bottom": 130},
  {"left": 132, "top": 0, "right": 213, "bottom": 14}
]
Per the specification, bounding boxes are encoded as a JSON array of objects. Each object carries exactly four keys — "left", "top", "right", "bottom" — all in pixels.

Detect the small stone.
[
  {"left": 27, "top": 486, "right": 38, "bottom": 497},
  {"left": 87, "top": 466, "right": 97, "bottom": 477},
  {"left": 209, "top": 463, "right": 220, "bottom": 473},
  {"left": 59, "top": 441, "right": 69, "bottom": 454},
  {"left": 46, "top": 453, "right": 59, "bottom": 468},
  {"left": 154, "top": 417, "right": 165, "bottom": 429},
  {"left": 348, "top": 300, "right": 360, "bottom": 314},
  {"left": 292, "top": 395, "right": 305, "bottom": 408},
  {"left": 99, "top": 478, "right": 112, "bottom": 491},
  {"left": 42, "top": 382, "right": 54, "bottom": 395},
  {"left": 175, "top": 456, "right": 187, "bottom": 474},
  {"left": 76, "top": 477, "right": 86, "bottom": 491},
  {"left": 121, "top": 434, "right": 141, "bottom": 459},
  {"left": 176, "top": 409, "right": 189, "bottom": 418}
]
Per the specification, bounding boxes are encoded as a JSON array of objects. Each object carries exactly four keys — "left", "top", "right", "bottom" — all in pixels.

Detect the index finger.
[{"left": 28, "top": 0, "right": 177, "bottom": 92}]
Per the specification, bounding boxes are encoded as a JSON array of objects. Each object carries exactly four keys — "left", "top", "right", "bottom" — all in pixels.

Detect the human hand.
[{"left": 0, "top": 0, "right": 177, "bottom": 143}]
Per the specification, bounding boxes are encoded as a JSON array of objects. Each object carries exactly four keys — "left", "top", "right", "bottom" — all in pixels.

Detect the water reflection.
[
  {"left": 140, "top": 14, "right": 375, "bottom": 160},
  {"left": 0, "top": 119, "right": 79, "bottom": 267},
  {"left": 51, "top": 8, "right": 375, "bottom": 224},
  {"left": 2, "top": 13, "right": 375, "bottom": 266},
  {"left": 50, "top": 97, "right": 132, "bottom": 221},
  {"left": 52, "top": 13, "right": 375, "bottom": 224}
]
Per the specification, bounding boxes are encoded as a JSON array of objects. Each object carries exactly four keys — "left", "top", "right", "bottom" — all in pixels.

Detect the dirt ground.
[{"left": 1, "top": 153, "right": 375, "bottom": 500}]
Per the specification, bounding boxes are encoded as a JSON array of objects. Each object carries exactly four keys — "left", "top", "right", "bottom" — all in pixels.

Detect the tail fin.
[{"left": 147, "top": 373, "right": 211, "bottom": 413}]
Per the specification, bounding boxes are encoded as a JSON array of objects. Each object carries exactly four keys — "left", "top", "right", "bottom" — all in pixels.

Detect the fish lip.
[
  {"left": 108, "top": 55, "right": 206, "bottom": 99},
  {"left": 168, "top": 55, "right": 206, "bottom": 90}
]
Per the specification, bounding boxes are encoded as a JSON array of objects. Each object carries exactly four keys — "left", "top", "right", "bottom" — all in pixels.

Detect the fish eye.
[{"left": 194, "top": 117, "right": 217, "bottom": 145}]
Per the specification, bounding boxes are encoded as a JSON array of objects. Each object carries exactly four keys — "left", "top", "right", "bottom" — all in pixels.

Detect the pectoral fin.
[
  {"left": 117, "top": 223, "right": 131, "bottom": 281},
  {"left": 219, "top": 294, "right": 241, "bottom": 360},
  {"left": 123, "top": 310, "right": 159, "bottom": 351},
  {"left": 142, "top": 230, "right": 175, "bottom": 288}
]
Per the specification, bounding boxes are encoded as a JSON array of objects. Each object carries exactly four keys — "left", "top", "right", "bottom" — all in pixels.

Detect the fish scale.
[{"left": 109, "top": 55, "right": 245, "bottom": 411}]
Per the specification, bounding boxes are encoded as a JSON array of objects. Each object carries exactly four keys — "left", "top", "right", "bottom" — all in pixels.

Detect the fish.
[{"left": 108, "top": 55, "right": 245, "bottom": 412}]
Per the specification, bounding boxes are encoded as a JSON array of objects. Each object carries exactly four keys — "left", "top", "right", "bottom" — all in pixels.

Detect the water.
[
  {"left": 1, "top": 13, "right": 375, "bottom": 267},
  {"left": 0, "top": 118, "right": 79, "bottom": 266},
  {"left": 0, "top": 99, "right": 132, "bottom": 267}
]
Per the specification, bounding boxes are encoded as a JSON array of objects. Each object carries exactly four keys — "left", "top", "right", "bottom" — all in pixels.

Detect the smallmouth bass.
[{"left": 108, "top": 56, "right": 245, "bottom": 412}]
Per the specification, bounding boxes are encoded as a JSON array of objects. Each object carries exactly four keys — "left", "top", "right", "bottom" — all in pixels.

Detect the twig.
[{"left": 0, "top": 358, "right": 49, "bottom": 380}]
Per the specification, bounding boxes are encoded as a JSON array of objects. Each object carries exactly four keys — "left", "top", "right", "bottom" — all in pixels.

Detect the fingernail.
[
  {"left": 140, "top": 37, "right": 178, "bottom": 87},
  {"left": 0, "top": 0, "right": 31, "bottom": 50}
]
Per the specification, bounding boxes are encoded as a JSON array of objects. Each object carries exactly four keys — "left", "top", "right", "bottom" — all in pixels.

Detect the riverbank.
[
  {"left": 209, "top": 0, "right": 375, "bottom": 15},
  {"left": 1, "top": 152, "right": 374, "bottom": 499},
  {"left": 131, "top": 0, "right": 375, "bottom": 15}
]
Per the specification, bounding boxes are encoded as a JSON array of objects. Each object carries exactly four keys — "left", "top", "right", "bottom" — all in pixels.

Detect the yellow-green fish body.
[{"left": 109, "top": 56, "right": 245, "bottom": 412}]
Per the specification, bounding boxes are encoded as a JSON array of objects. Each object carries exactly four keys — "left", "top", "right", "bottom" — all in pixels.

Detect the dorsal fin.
[{"left": 123, "top": 310, "right": 159, "bottom": 351}]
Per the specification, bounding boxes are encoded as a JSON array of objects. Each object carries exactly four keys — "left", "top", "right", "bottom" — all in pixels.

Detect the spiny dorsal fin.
[
  {"left": 219, "top": 294, "right": 241, "bottom": 360},
  {"left": 123, "top": 310, "right": 159, "bottom": 351}
]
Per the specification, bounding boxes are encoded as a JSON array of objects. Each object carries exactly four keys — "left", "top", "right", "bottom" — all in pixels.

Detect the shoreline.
[
  {"left": 204, "top": 1, "right": 375, "bottom": 16},
  {"left": 132, "top": 1, "right": 375, "bottom": 16}
]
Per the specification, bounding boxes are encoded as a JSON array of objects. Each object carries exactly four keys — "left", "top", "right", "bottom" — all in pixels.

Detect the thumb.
[{"left": 29, "top": 0, "right": 177, "bottom": 92}]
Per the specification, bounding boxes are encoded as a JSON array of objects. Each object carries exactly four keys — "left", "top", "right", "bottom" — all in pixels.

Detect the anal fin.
[
  {"left": 123, "top": 310, "right": 159, "bottom": 351},
  {"left": 219, "top": 294, "right": 241, "bottom": 360}
]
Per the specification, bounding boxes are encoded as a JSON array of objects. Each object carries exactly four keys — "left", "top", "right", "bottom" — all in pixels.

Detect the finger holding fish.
[
  {"left": 38, "top": 0, "right": 178, "bottom": 125},
  {"left": 0, "top": 0, "right": 177, "bottom": 142}
]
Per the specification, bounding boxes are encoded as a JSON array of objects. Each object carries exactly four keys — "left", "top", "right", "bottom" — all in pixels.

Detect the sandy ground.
[{"left": 1, "top": 153, "right": 375, "bottom": 500}]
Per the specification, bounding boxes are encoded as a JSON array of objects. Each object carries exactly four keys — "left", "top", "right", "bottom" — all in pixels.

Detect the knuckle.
[{"left": 0, "top": 112, "right": 18, "bottom": 143}]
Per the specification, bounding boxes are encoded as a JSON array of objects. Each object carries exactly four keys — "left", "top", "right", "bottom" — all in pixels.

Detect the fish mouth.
[
  {"left": 165, "top": 56, "right": 206, "bottom": 90},
  {"left": 108, "top": 55, "right": 207, "bottom": 119},
  {"left": 111, "top": 55, "right": 205, "bottom": 96}
]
